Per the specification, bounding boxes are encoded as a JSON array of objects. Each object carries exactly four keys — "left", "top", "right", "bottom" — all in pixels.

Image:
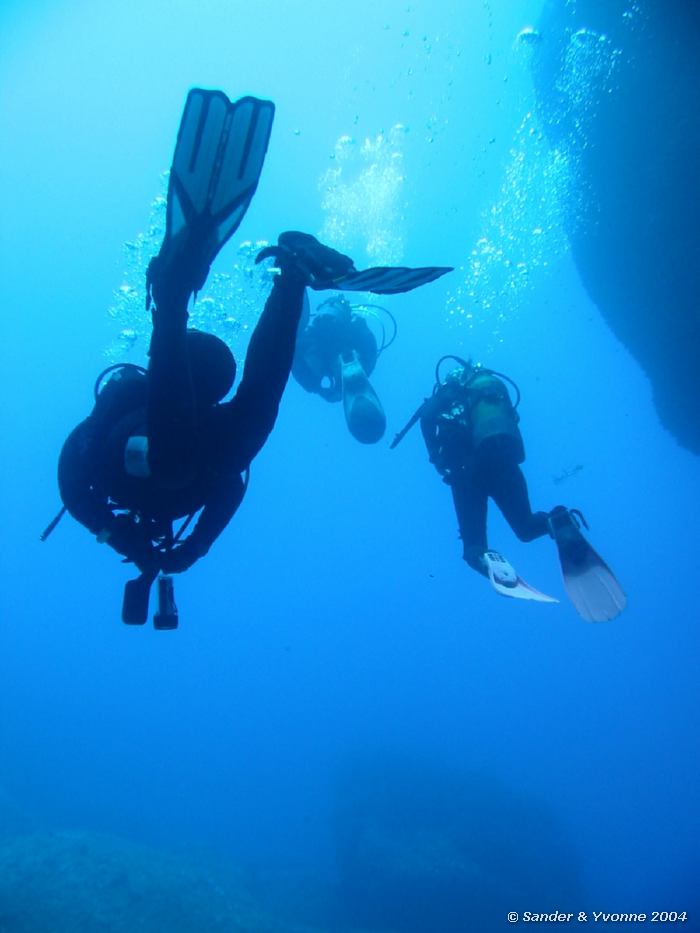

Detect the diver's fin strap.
[
  {"left": 547, "top": 506, "right": 589, "bottom": 539},
  {"left": 332, "top": 265, "right": 453, "bottom": 295}
]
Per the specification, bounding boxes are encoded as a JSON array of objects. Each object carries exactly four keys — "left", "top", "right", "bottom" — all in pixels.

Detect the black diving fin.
[
  {"left": 330, "top": 264, "right": 453, "bottom": 295},
  {"left": 256, "top": 231, "right": 452, "bottom": 294},
  {"left": 548, "top": 507, "right": 626, "bottom": 622},
  {"left": 147, "top": 88, "right": 275, "bottom": 307}
]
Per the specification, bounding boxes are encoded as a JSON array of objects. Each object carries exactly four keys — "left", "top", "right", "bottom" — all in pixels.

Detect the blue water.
[{"left": 1, "top": 1, "right": 698, "bottom": 929}]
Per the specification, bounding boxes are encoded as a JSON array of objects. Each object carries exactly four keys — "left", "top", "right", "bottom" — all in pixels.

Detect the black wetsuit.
[
  {"left": 420, "top": 375, "right": 549, "bottom": 573},
  {"left": 59, "top": 270, "right": 306, "bottom": 574},
  {"left": 292, "top": 301, "right": 377, "bottom": 402}
]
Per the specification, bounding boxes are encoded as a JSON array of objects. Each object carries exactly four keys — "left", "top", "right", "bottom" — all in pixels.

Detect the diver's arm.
[
  {"left": 234, "top": 271, "right": 306, "bottom": 412},
  {"left": 220, "top": 271, "right": 307, "bottom": 468},
  {"left": 160, "top": 473, "right": 246, "bottom": 573}
]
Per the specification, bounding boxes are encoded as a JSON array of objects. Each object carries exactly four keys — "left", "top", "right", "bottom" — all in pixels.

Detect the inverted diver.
[
  {"left": 292, "top": 294, "right": 397, "bottom": 444},
  {"left": 50, "top": 88, "right": 452, "bottom": 627}
]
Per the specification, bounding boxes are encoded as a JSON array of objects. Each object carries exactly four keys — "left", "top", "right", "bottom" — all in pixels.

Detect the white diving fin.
[{"left": 483, "top": 550, "right": 559, "bottom": 604}]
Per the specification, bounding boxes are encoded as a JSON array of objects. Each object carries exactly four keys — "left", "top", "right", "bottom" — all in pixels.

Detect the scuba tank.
[
  {"left": 465, "top": 369, "right": 524, "bottom": 463},
  {"left": 41, "top": 364, "right": 149, "bottom": 542},
  {"left": 391, "top": 355, "right": 525, "bottom": 465}
]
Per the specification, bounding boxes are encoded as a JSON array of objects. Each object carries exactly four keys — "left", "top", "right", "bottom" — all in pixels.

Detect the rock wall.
[
  {"left": 532, "top": 0, "right": 700, "bottom": 453},
  {"left": 334, "top": 755, "right": 582, "bottom": 933}
]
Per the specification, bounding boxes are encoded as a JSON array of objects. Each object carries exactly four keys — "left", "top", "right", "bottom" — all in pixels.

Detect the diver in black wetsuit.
[
  {"left": 59, "top": 261, "right": 308, "bottom": 572},
  {"left": 292, "top": 294, "right": 391, "bottom": 444},
  {"left": 51, "top": 88, "right": 453, "bottom": 627},
  {"left": 417, "top": 359, "right": 549, "bottom": 574},
  {"left": 392, "top": 355, "right": 626, "bottom": 621},
  {"left": 53, "top": 89, "right": 360, "bottom": 625},
  {"left": 58, "top": 234, "right": 354, "bottom": 624}
]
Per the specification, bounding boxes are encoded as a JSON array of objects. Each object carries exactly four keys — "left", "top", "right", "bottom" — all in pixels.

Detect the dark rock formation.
[
  {"left": 334, "top": 754, "right": 582, "bottom": 933},
  {"left": 532, "top": 1, "right": 700, "bottom": 453},
  {"left": 0, "top": 830, "right": 316, "bottom": 933}
]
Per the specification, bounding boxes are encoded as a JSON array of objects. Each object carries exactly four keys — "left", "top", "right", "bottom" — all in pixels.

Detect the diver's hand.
[
  {"left": 107, "top": 514, "right": 161, "bottom": 575},
  {"left": 107, "top": 514, "right": 150, "bottom": 557},
  {"left": 160, "top": 542, "right": 198, "bottom": 575},
  {"left": 129, "top": 550, "right": 162, "bottom": 577}
]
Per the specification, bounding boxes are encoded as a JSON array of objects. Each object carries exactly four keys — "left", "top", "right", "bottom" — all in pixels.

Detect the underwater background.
[{"left": 1, "top": 1, "right": 698, "bottom": 930}]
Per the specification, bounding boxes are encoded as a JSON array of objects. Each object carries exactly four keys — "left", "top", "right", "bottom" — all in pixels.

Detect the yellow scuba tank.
[
  {"left": 466, "top": 370, "right": 525, "bottom": 463},
  {"left": 391, "top": 357, "right": 525, "bottom": 469}
]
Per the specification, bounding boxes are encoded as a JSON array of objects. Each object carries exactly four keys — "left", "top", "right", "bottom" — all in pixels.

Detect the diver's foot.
[
  {"left": 146, "top": 247, "right": 208, "bottom": 313},
  {"left": 548, "top": 505, "right": 578, "bottom": 538},
  {"left": 481, "top": 550, "right": 518, "bottom": 588},
  {"left": 547, "top": 506, "right": 588, "bottom": 565},
  {"left": 256, "top": 231, "right": 355, "bottom": 288},
  {"left": 341, "top": 355, "right": 386, "bottom": 444}
]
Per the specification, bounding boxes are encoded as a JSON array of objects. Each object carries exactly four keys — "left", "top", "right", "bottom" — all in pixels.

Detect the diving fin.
[
  {"left": 256, "top": 231, "right": 452, "bottom": 294},
  {"left": 340, "top": 352, "right": 386, "bottom": 444},
  {"left": 483, "top": 550, "right": 559, "bottom": 604},
  {"left": 147, "top": 88, "right": 275, "bottom": 307},
  {"left": 548, "top": 507, "right": 626, "bottom": 622},
  {"left": 331, "top": 264, "right": 453, "bottom": 295}
]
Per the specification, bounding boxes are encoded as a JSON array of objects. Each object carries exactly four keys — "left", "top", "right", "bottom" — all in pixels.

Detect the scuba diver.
[
  {"left": 392, "top": 356, "right": 626, "bottom": 622},
  {"left": 292, "top": 294, "right": 397, "bottom": 443},
  {"left": 47, "top": 88, "right": 453, "bottom": 629}
]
